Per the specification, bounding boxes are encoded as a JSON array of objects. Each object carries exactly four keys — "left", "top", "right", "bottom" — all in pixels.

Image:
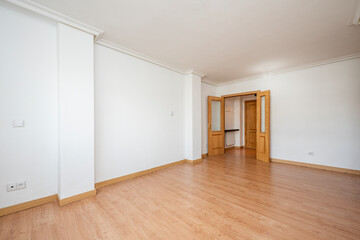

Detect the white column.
[
  {"left": 184, "top": 73, "right": 202, "bottom": 160},
  {"left": 57, "top": 23, "right": 95, "bottom": 199}
]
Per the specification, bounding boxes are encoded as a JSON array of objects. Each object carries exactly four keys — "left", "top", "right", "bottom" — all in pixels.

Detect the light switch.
[
  {"left": 12, "top": 120, "right": 25, "bottom": 127},
  {"left": 169, "top": 110, "right": 174, "bottom": 117}
]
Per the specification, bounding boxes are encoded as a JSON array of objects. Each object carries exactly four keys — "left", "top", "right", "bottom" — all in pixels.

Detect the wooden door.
[
  {"left": 208, "top": 96, "right": 225, "bottom": 156},
  {"left": 256, "top": 90, "right": 270, "bottom": 162},
  {"left": 245, "top": 100, "right": 257, "bottom": 149}
]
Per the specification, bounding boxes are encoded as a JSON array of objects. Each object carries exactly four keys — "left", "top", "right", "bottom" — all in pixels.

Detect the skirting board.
[
  {"left": 201, "top": 153, "right": 208, "bottom": 158},
  {"left": 225, "top": 146, "right": 243, "bottom": 152},
  {"left": 0, "top": 194, "right": 57, "bottom": 217},
  {"left": 1, "top": 158, "right": 204, "bottom": 216},
  {"left": 96, "top": 158, "right": 204, "bottom": 189},
  {"left": 0, "top": 190, "right": 97, "bottom": 217},
  {"left": 271, "top": 158, "right": 360, "bottom": 175},
  {"left": 185, "top": 158, "right": 202, "bottom": 164},
  {"left": 95, "top": 159, "right": 187, "bottom": 189},
  {"left": 58, "top": 189, "right": 97, "bottom": 207}
]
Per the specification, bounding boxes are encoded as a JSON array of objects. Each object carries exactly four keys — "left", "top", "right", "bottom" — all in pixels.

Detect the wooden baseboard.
[
  {"left": 185, "top": 158, "right": 202, "bottom": 164},
  {"left": 0, "top": 194, "right": 57, "bottom": 217},
  {"left": 95, "top": 159, "right": 187, "bottom": 189},
  {"left": 2, "top": 158, "right": 204, "bottom": 215},
  {"left": 225, "top": 146, "right": 243, "bottom": 152},
  {"left": 271, "top": 158, "right": 360, "bottom": 175},
  {"left": 58, "top": 189, "right": 97, "bottom": 207},
  {"left": 201, "top": 153, "right": 208, "bottom": 158}
]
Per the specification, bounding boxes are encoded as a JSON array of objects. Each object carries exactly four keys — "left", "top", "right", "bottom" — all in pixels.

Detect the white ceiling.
[{"left": 32, "top": 0, "right": 360, "bottom": 84}]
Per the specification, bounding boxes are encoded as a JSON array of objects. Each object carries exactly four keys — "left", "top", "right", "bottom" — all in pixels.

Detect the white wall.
[
  {"left": 184, "top": 73, "right": 202, "bottom": 160},
  {"left": 0, "top": 3, "right": 58, "bottom": 208},
  {"left": 1, "top": 1, "right": 204, "bottom": 208},
  {"left": 94, "top": 44, "right": 186, "bottom": 183},
  {"left": 225, "top": 97, "right": 240, "bottom": 147},
  {"left": 58, "top": 23, "right": 95, "bottom": 199},
  {"left": 217, "top": 58, "right": 360, "bottom": 170},
  {"left": 201, "top": 82, "right": 217, "bottom": 154}
]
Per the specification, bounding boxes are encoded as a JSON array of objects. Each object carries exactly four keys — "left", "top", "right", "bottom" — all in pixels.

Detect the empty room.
[{"left": 1, "top": 0, "right": 360, "bottom": 239}]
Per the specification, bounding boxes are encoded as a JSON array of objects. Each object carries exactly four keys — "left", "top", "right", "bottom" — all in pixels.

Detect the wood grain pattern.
[
  {"left": 0, "top": 195, "right": 57, "bottom": 217},
  {"left": 222, "top": 90, "right": 260, "bottom": 98},
  {"left": 58, "top": 189, "right": 97, "bottom": 206},
  {"left": 256, "top": 90, "right": 270, "bottom": 162},
  {"left": 245, "top": 100, "right": 257, "bottom": 149},
  {"left": 1, "top": 149, "right": 359, "bottom": 240},
  {"left": 272, "top": 158, "right": 360, "bottom": 175},
  {"left": 225, "top": 146, "right": 235, "bottom": 151},
  {"left": 208, "top": 96, "right": 225, "bottom": 156},
  {"left": 185, "top": 158, "right": 202, "bottom": 164}
]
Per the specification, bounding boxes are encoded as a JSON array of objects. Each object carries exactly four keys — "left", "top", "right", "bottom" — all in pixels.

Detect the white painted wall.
[
  {"left": 57, "top": 23, "right": 95, "bottom": 199},
  {"left": 217, "top": 58, "right": 360, "bottom": 170},
  {"left": 184, "top": 73, "right": 202, "bottom": 160},
  {"left": 0, "top": 3, "right": 58, "bottom": 208},
  {"left": 201, "top": 82, "right": 217, "bottom": 154},
  {"left": 225, "top": 97, "right": 240, "bottom": 147},
  {"left": 1, "top": 1, "right": 204, "bottom": 208},
  {"left": 94, "top": 44, "right": 186, "bottom": 183}
]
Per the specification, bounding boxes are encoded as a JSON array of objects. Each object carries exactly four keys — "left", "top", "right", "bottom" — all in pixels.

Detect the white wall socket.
[
  {"left": 7, "top": 181, "right": 26, "bottom": 192},
  {"left": 7, "top": 183, "right": 16, "bottom": 192}
]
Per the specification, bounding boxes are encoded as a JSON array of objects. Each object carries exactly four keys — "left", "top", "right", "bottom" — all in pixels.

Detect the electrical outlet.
[
  {"left": 7, "top": 183, "right": 16, "bottom": 192},
  {"left": 16, "top": 181, "right": 26, "bottom": 190}
]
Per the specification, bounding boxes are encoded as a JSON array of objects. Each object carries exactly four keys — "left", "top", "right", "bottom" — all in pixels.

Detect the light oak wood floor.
[{"left": 1, "top": 149, "right": 360, "bottom": 240}]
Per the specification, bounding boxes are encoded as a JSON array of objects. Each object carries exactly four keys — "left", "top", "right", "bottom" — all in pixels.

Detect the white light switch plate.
[{"left": 12, "top": 120, "right": 25, "bottom": 127}]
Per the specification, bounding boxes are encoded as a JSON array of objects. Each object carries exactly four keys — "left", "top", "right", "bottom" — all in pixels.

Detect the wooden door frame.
[
  {"left": 244, "top": 100, "right": 257, "bottom": 149},
  {"left": 222, "top": 90, "right": 261, "bottom": 154}
]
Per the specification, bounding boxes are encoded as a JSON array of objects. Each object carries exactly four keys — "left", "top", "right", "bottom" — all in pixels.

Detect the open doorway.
[
  {"left": 208, "top": 90, "right": 270, "bottom": 162},
  {"left": 224, "top": 94, "right": 257, "bottom": 151}
]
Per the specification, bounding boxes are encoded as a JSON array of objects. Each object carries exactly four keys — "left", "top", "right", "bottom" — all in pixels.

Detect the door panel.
[
  {"left": 256, "top": 90, "right": 270, "bottom": 162},
  {"left": 245, "top": 100, "right": 257, "bottom": 149},
  {"left": 208, "top": 96, "right": 225, "bottom": 156}
]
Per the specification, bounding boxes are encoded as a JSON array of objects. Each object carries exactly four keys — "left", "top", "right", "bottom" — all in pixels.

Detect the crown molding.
[
  {"left": 6, "top": 0, "right": 104, "bottom": 39},
  {"left": 8, "top": 0, "right": 357, "bottom": 86},
  {"left": 185, "top": 69, "right": 206, "bottom": 78},
  {"left": 353, "top": 0, "right": 360, "bottom": 25},
  {"left": 96, "top": 39, "right": 189, "bottom": 74},
  {"left": 217, "top": 53, "right": 360, "bottom": 87},
  {"left": 201, "top": 79, "right": 218, "bottom": 86},
  {"left": 5, "top": 0, "right": 209, "bottom": 78}
]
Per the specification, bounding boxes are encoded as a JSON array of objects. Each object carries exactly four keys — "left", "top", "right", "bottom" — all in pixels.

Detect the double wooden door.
[{"left": 208, "top": 90, "right": 270, "bottom": 162}]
